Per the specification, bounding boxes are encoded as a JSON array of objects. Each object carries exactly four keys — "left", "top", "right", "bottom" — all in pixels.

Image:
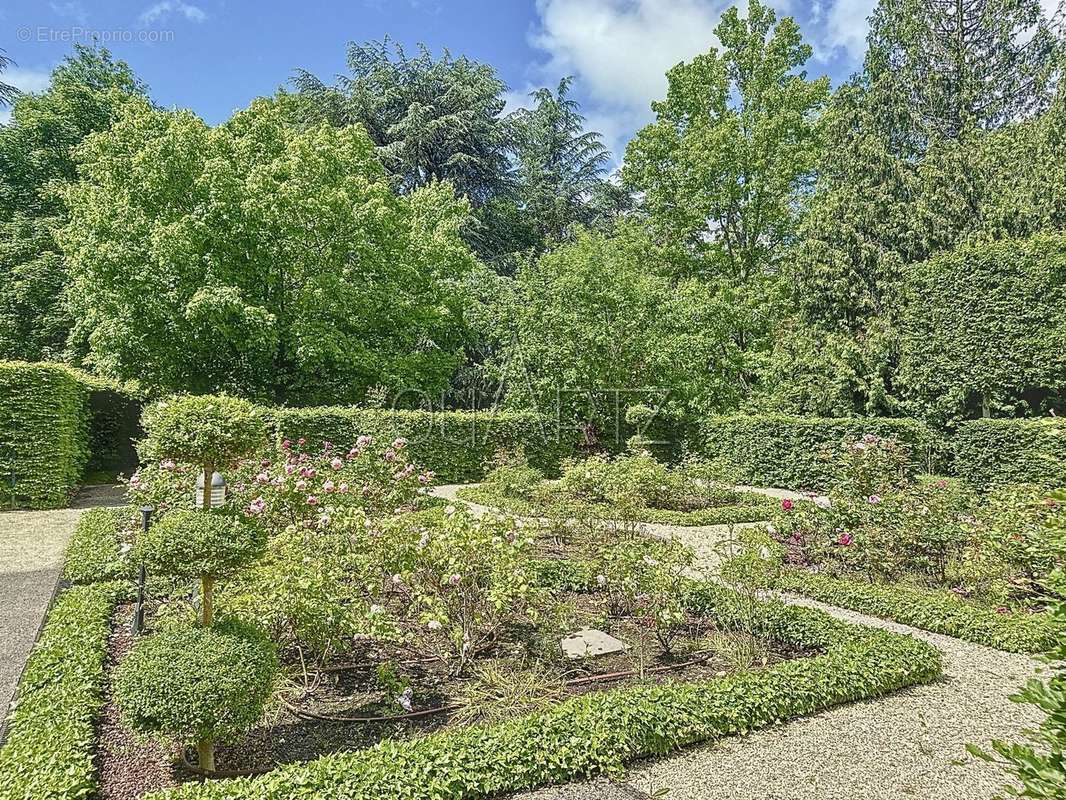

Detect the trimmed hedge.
[
  {"left": 953, "top": 418, "right": 1066, "bottom": 488},
  {"left": 271, "top": 407, "right": 577, "bottom": 483},
  {"left": 0, "top": 361, "right": 91, "bottom": 509},
  {"left": 63, "top": 507, "right": 130, "bottom": 584},
  {"left": 697, "top": 415, "right": 938, "bottom": 491},
  {"left": 0, "top": 361, "right": 142, "bottom": 508},
  {"left": 458, "top": 485, "right": 779, "bottom": 526},
  {"left": 0, "top": 581, "right": 122, "bottom": 799},
  {"left": 775, "top": 570, "right": 1062, "bottom": 653},
  {"left": 147, "top": 583, "right": 941, "bottom": 800}
]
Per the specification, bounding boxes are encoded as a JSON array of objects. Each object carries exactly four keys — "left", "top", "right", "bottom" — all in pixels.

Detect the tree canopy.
[{"left": 60, "top": 97, "right": 476, "bottom": 405}]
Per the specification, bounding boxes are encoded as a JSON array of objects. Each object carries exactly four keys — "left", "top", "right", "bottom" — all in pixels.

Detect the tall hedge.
[
  {"left": 0, "top": 362, "right": 91, "bottom": 508},
  {"left": 0, "top": 362, "right": 142, "bottom": 508},
  {"left": 954, "top": 418, "right": 1066, "bottom": 487},
  {"left": 697, "top": 414, "right": 937, "bottom": 491},
  {"left": 271, "top": 407, "right": 577, "bottom": 483},
  {"left": 899, "top": 233, "right": 1066, "bottom": 425}
]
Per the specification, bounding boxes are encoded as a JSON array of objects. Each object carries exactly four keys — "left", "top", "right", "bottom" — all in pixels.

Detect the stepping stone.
[{"left": 560, "top": 628, "right": 629, "bottom": 659}]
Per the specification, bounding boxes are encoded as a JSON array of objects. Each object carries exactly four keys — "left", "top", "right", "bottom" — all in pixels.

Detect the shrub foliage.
[
  {"left": 698, "top": 414, "right": 936, "bottom": 490},
  {"left": 0, "top": 582, "right": 122, "bottom": 799}
]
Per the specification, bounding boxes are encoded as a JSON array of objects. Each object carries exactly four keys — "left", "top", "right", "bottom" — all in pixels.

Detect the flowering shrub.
[
  {"left": 597, "top": 537, "right": 694, "bottom": 653},
  {"left": 829, "top": 433, "right": 910, "bottom": 498},
  {"left": 380, "top": 507, "right": 543, "bottom": 672},
  {"left": 772, "top": 476, "right": 974, "bottom": 585},
  {"left": 229, "top": 435, "right": 435, "bottom": 532},
  {"left": 222, "top": 505, "right": 541, "bottom": 673},
  {"left": 959, "top": 484, "right": 1065, "bottom": 604}
]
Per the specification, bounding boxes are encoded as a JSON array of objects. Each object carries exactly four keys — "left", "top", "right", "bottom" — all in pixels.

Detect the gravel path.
[
  {"left": 438, "top": 483, "right": 1042, "bottom": 800},
  {"left": 0, "top": 484, "right": 124, "bottom": 734}
]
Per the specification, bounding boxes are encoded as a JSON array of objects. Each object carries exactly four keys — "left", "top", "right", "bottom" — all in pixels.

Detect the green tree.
[
  {"left": 624, "top": 0, "right": 828, "bottom": 389},
  {"left": 293, "top": 39, "right": 514, "bottom": 259},
  {"left": 60, "top": 97, "right": 476, "bottom": 404},
  {"left": 782, "top": 0, "right": 1063, "bottom": 415},
  {"left": 509, "top": 77, "right": 614, "bottom": 245},
  {"left": 0, "top": 45, "right": 146, "bottom": 361},
  {"left": 493, "top": 224, "right": 744, "bottom": 435}
]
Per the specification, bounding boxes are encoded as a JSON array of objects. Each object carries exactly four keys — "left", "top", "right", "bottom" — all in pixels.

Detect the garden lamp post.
[
  {"left": 133, "top": 506, "right": 153, "bottom": 634},
  {"left": 194, "top": 471, "right": 226, "bottom": 510}
]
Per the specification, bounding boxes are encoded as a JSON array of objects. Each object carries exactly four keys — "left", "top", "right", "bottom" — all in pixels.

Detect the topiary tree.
[
  {"left": 140, "top": 394, "right": 266, "bottom": 510},
  {"left": 115, "top": 619, "right": 277, "bottom": 773},
  {"left": 134, "top": 510, "right": 265, "bottom": 627}
]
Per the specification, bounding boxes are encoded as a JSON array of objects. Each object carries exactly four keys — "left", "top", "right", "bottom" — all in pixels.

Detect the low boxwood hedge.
[
  {"left": 457, "top": 485, "right": 779, "bottom": 527},
  {"left": 953, "top": 418, "right": 1066, "bottom": 488},
  {"left": 271, "top": 407, "right": 577, "bottom": 483},
  {"left": 147, "top": 583, "right": 941, "bottom": 800},
  {"left": 775, "top": 569, "right": 1061, "bottom": 653},
  {"left": 63, "top": 507, "right": 130, "bottom": 584},
  {"left": 0, "top": 581, "right": 123, "bottom": 799},
  {"left": 696, "top": 415, "right": 939, "bottom": 491}
]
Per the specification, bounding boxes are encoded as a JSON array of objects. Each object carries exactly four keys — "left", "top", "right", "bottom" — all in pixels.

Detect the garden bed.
[
  {"left": 68, "top": 579, "right": 943, "bottom": 800},
  {"left": 95, "top": 578, "right": 818, "bottom": 799}
]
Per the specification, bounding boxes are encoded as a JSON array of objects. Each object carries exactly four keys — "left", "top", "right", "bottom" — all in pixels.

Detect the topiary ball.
[
  {"left": 115, "top": 619, "right": 277, "bottom": 745},
  {"left": 135, "top": 510, "right": 265, "bottom": 580},
  {"left": 140, "top": 394, "right": 266, "bottom": 468}
]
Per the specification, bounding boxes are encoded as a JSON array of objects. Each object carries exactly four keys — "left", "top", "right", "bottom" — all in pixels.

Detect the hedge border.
[
  {"left": 148, "top": 582, "right": 941, "bottom": 800},
  {"left": 953, "top": 418, "right": 1066, "bottom": 488},
  {"left": 0, "top": 361, "right": 142, "bottom": 509},
  {"left": 456, "top": 485, "right": 779, "bottom": 527},
  {"left": 0, "top": 581, "right": 123, "bottom": 799},
  {"left": 775, "top": 569, "right": 1061, "bottom": 653},
  {"left": 0, "top": 361, "right": 90, "bottom": 509},
  {"left": 270, "top": 407, "right": 577, "bottom": 484},
  {"left": 63, "top": 507, "right": 131, "bottom": 585},
  {"left": 696, "top": 415, "right": 939, "bottom": 491}
]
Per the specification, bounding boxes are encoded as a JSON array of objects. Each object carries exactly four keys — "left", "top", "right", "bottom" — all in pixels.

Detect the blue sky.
[{"left": 2, "top": 0, "right": 897, "bottom": 162}]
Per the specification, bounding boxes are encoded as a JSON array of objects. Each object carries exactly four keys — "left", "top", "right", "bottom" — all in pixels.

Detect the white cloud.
[
  {"left": 531, "top": 0, "right": 728, "bottom": 114},
  {"left": 529, "top": 0, "right": 743, "bottom": 165},
  {"left": 139, "top": 0, "right": 207, "bottom": 26},
  {"left": 50, "top": 1, "right": 89, "bottom": 25},
  {"left": 820, "top": 0, "right": 877, "bottom": 60}
]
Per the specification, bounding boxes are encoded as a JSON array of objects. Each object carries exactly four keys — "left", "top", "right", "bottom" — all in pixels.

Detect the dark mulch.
[{"left": 96, "top": 604, "right": 182, "bottom": 800}]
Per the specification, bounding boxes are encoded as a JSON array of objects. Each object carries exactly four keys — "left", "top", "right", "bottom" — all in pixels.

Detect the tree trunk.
[
  {"left": 982, "top": 392, "right": 990, "bottom": 418},
  {"left": 197, "top": 738, "right": 215, "bottom": 773},
  {"left": 201, "top": 575, "right": 214, "bottom": 627},
  {"left": 202, "top": 462, "right": 215, "bottom": 511}
]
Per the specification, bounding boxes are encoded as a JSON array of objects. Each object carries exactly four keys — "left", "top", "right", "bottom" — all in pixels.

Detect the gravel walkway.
[
  {"left": 0, "top": 485, "right": 124, "bottom": 733},
  {"left": 438, "top": 483, "right": 1042, "bottom": 800}
]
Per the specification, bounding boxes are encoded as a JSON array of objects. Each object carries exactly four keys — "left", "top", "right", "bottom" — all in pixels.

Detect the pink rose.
[
  {"left": 392, "top": 437, "right": 407, "bottom": 450},
  {"left": 867, "top": 495, "right": 882, "bottom": 505},
  {"left": 295, "top": 479, "right": 307, "bottom": 491},
  {"left": 323, "top": 479, "right": 335, "bottom": 493},
  {"left": 247, "top": 497, "right": 266, "bottom": 516},
  {"left": 781, "top": 499, "right": 793, "bottom": 512},
  {"left": 255, "top": 472, "right": 270, "bottom": 484},
  {"left": 338, "top": 482, "right": 349, "bottom": 494},
  {"left": 330, "top": 457, "right": 344, "bottom": 470},
  {"left": 838, "top": 531, "right": 853, "bottom": 546},
  {"left": 306, "top": 495, "right": 319, "bottom": 506},
  {"left": 160, "top": 460, "right": 176, "bottom": 471}
]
